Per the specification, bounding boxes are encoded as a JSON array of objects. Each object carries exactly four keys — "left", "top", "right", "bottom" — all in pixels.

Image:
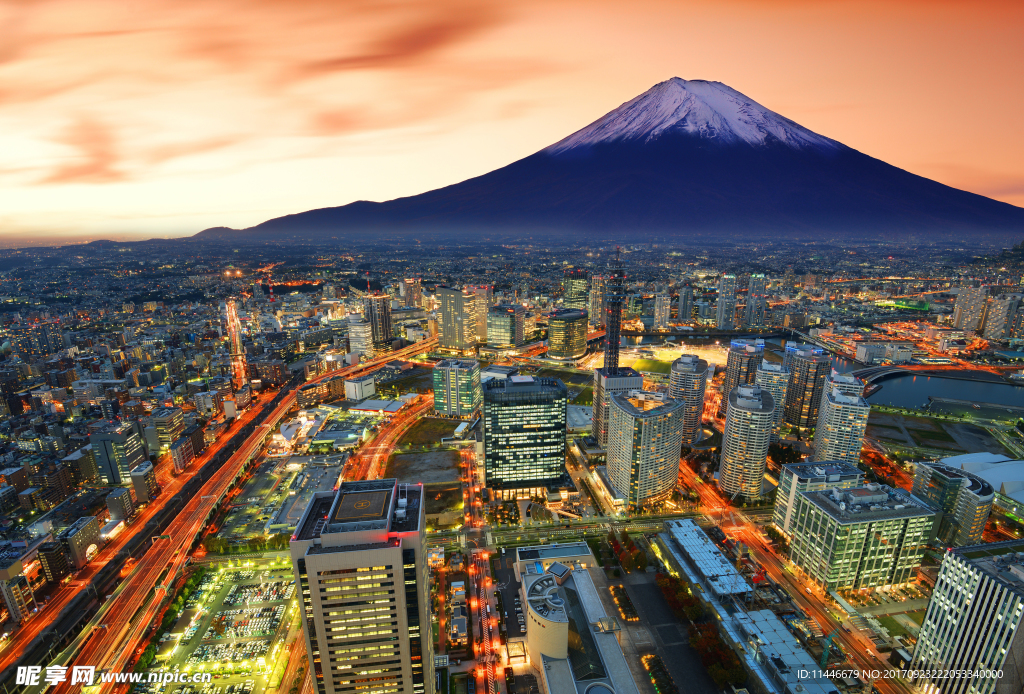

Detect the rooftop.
[
  {"left": 803, "top": 484, "right": 934, "bottom": 523},
  {"left": 729, "top": 384, "right": 774, "bottom": 413},
  {"left": 665, "top": 519, "right": 751, "bottom": 597},
  {"left": 332, "top": 490, "right": 390, "bottom": 523},
  {"left": 517, "top": 542, "right": 591, "bottom": 562},
  {"left": 782, "top": 461, "right": 863, "bottom": 482},
  {"left": 671, "top": 354, "right": 709, "bottom": 374},
  {"left": 954, "top": 540, "right": 1024, "bottom": 594}
]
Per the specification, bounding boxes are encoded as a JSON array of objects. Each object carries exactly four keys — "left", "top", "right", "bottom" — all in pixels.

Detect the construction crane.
[
  {"left": 225, "top": 298, "right": 247, "bottom": 390},
  {"left": 820, "top": 629, "right": 839, "bottom": 669},
  {"left": 751, "top": 566, "right": 767, "bottom": 584}
]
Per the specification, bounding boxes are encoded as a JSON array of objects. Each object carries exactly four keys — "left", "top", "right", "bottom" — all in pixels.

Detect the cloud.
[
  {"left": 291, "top": 6, "right": 503, "bottom": 79},
  {"left": 39, "top": 117, "right": 124, "bottom": 184},
  {"left": 145, "top": 136, "right": 240, "bottom": 165}
]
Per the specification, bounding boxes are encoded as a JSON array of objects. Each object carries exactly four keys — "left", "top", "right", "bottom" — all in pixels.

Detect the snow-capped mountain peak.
[{"left": 545, "top": 78, "right": 841, "bottom": 153}]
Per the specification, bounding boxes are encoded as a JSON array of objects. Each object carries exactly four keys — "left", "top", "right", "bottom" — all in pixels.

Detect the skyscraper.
[
  {"left": 562, "top": 268, "right": 589, "bottom": 310},
  {"left": 291, "top": 479, "right": 433, "bottom": 694},
  {"left": 669, "top": 354, "right": 709, "bottom": 445},
  {"left": 432, "top": 359, "right": 481, "bottom": 418},
  {"left": 588, "top": 276, "right": 606, "bottom": 326},
  {"left": 754, "top": 359, "right": 789, "bottom": 441},
  {"left": 716, "top": 274, "right": 737, "bottom": 330},
  {"left": 911, "top": 540, "right": 1024, "bottom": 694},
  {"left": 591, "top": 254, "right": 642, "bottom": 448},
  {"left": 952, "top": 284, "right": 989, "bottom": 333},
  {"left": 547, "top": 308, "right": 588, "bottom": 361},
  {"left": 363, "top": 293, "right": 393, "bottom": 354},
  {"left": 346, "top": 314, "right": 374, "bottom": 359},
  {"left": 677, "top": 284, "right": 694, "bottom": 323},
  {"left": 607, "top": 391, "right": 685, "bottom": 510},
  {"left": 824, "top": 370, "right": 864, "bottom": 398},
  {"left": 403, "top": 278, "right": 423, "bottom": 308},
  {"left": 744, "top": 274, "right": 768, "bottom": 327},
  {"left": 653, "top": 293, "right": 671, "bottom": 329},
  {"left": 783, "top": 344, "right": 831, "bottom": 429},
  {"left": 716, "top": 339, "right": 764, "bottom": 417},
  {"left": 812, "top": 387, "right": 870, "bottom": 466},
  {"left": 912, "top": 461, "right": 994, "bottom": 547},
  {"left": 466, "top": 285, "right": 492, "bottom": 343},
  {"left": 438, "top": 286, "right": 474, "bottom": 351},
  {"left": 719, "top": 385, "right": 774, "bottom": 501},
  {"left": 90, "top": 422, "right": 146, "bottom": 485},
  {"left": 483, "top": 376, "right": 567, "bottom": 497},
  {"left": 487, "top": 303, "right": 525, "bottom": 348},
  {"left": 151, "top": 407, "right": 184, "bottom": 451}
]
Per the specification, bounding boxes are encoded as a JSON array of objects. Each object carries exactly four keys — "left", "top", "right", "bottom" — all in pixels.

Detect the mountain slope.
[{"left": 197, "top": 78, "right": 1024, "bottom": 241}]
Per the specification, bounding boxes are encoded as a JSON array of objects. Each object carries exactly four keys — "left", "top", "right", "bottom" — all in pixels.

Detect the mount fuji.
[{"left": 197, "top": 78, "right": 1024, "bottom": 242}]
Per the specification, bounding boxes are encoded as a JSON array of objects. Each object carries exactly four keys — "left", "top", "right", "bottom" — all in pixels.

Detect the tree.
[
  {"left": 633, "top": 549, "right": 648, "bottom": 572},
  {"left": 618, "top": 551, "right": 633, "bottom": 573}
]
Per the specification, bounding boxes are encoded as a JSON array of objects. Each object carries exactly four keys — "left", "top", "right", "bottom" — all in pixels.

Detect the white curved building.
[
  {"left": 720, "top": 385, "right": 774, "bottom": 501},
  {"left": 669, "top": 354, "right": 709, "bottom": 445},
  {"left": 607, "top": 391, "right": 685, "bottom": 510}
]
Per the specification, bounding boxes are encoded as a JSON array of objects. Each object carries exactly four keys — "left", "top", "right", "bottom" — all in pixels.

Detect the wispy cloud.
[{"left": 40, "top": 116, "right": 124, "bottom": 184}]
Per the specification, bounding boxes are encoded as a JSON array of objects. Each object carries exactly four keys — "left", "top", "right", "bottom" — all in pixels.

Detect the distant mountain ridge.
[{"left": 197, "top": 78, "right": 1024, "bottom": 242}]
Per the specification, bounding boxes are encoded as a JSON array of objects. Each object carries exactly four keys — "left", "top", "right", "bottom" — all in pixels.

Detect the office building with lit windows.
[
  {"left": 487, "top": 304, "right": 525, "bottom": 349},
  {"left": 547, "top": 308, "right": 588, "bottom": 361},
  {"left": 912, "top": 461, "right": 994, "bottom": 547},
  {"left": 291, "top": 479, "right": 433, "bottom": 694},
  {"left": 432, "top": 359, "right": 481, "bottom": 418},
  {"left": 562, "top": 268, "right": 589, "bottom": 310},
  {"left": 911, "top": 540, "right": 1024, "bottom": 694},
  {"left": 772, "top": 461, "right": 863, "bottom": 536},
  {"left": 483, "top": 376, "right": 567, "bottom": 497},
  {"left": 363, "top": 293, "right": 393, "bottom": 354},
  {"left": 788, "top": 485, "right": 934, "bottom": 590}
]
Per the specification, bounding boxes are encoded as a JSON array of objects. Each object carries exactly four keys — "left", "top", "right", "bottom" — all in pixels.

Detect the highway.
[
  {"left": 40, "top": 338, "right": 439, "bottom": 693},
  {"left": 0, "top": 391, "right": 274, "bottom": 677},
  {"left": 348, "top": 395, "right": 434, "bottom": 481}
]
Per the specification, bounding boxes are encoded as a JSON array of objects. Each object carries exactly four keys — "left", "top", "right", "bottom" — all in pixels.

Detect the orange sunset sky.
[{"left": 1, "top": 0, "right": 1022, "bottom": 245}]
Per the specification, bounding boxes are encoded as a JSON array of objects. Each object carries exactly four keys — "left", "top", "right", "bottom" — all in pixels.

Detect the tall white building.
[
  {"left": 952, "top": 284, "right": 989, "bottom": 333},
  {"left": 719, "top": 385, "right": 774, "bottom": 501},
  {"left": 669, "top": 354, "right": 709, "bottom": 445},
  {"left": 911, "top": 540, "right": 1024, "bottom": 694},
  {"left": 607, "top": 391, "right": 685, "bottom": 510},
  {"left": 291, "top": 480, "right": 433, "bottom": 694},
  {"left": 346, "top": 314, "right": 374, "bottom": 359},
  {"left": 744, "top": 273, "right": 768, "bottom": 327},
  {"left": 591, "top": 368, "right": 643, "bottom": 449},
  {"left": 825, "top": 370, "right": 864, "bottom": 398},
  {"left": 754, "top": 360, "right": 789, "bottom": 441},
  {"left": 716, "top": 274, "right": 738, "bottom": 330},
  {"left": 653, "top": 293, "right": 671, "bottom": 330},
  {"left": 812, "top": 387, "right": 869, "bottom": 466}
]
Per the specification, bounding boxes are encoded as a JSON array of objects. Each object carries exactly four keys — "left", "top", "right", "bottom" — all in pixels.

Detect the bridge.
[{"left": 851, "top": 366, "right": 912, "bottom": 384}]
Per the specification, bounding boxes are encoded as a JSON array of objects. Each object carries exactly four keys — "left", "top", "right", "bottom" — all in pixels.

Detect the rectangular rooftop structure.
[{"left": 664, "top": 519, "right": 752, "bottom": 597}]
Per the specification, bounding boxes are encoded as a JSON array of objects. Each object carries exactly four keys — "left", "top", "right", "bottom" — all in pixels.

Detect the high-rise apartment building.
[
  {"left": 547, "top": 308, "right": 588, "bottom": 361},
  {"left": 754, "top": 360, "right": 789, "bottom": 440},
  {"left": 432, "top": 359, "right": 481, "bottom": 418},
  {"left": 912, "top": 461, "right": 994, "bottom": 547},
  {"left": 607, "top": 391, "right": 684, "bottom": 510},
  {"left": 677, "top": 284, "right": 694, "bottom": 323},
  {"left": 716, "top": 274, "right": 737, "bottom": 330},
  {"left": 562, "top": 268, "right": 589, "bottom": 310},
  {"left": 106, "top": 487, "right": 135, "bottom": 522},
  {"left": 716, "top": 339, "right": 764, "bottom": 417},
  {"left": 952, "top": 284, "right": 989, "bottom": 333},
  {"left": 669, "top": 355, "right": 709, "bottom": 445},
  {"left": 483, "top": 376, "right": 567, "bottom": 497},
  {"left": 783, "top": 344, "right": 831, "bottom": 429},
  {"left": 402, "top": 278, "right": 423, "bottom": 308},
  {"left": 346, "top": 314, "right": 374, "bottom": 359},
  {"left": 487, "top": 304, "right": 525, "bottom": 348},
  {"left": 719, "top": 385, "right": 774, "bottom": 501},
  {"left": 911, "top": 540, "right": 1024, "bottom": 694},
  {"left": 9, "top": 322, "right": 64, "bottom": 361},
  {"left": 363, "top": 293, "right": 393, "bottom": 354},
  {"left": 130, "top": 461, "right": 158, "bottom": 504},
  {"left": 811, "top": 388, "right": 870, "bottom": 466},
  {"left": 744, "top": 274, "right": 768, "bottom": 327},
  {"left": 465, "top": 285, "right": 491, "bottom": 344},
  {"left": 290, "top": 479, "right": 433, "bottom": 694},
  {"left": 824, "top": 370, "right": 864, "bottom": 398},
  {"left": 772, "top": 462, "right": 863, "bottom": 536},
  {"left": 588, "top": 276, "right": 605, "bottom": 326},
  {"left": 90, "top": 422, "right": 146, "bottom": 485},
  {"left": 788, "top": 485, "right": 934, "bottom": 590},
  {"left": 982, "top": 294, "right": 1022, "bottom": 340},
  {"left": 653, "top": 294, "right": 671, "bottom": 329}
]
